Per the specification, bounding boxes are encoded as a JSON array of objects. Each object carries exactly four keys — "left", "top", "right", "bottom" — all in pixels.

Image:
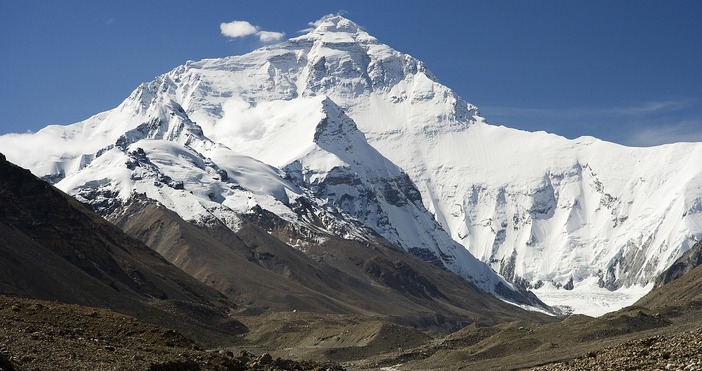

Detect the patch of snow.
[{"left": 534, "top": 277, "right": 654, "bottom": 317}]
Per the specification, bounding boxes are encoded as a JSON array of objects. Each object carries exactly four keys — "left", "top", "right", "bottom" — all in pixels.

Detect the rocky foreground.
[
  {"left": 4, "top": 291, "right": 702, "bottom": 370},
  {"left": 530, "top": 328, "right": 702, "bottom": 371},
  {"left": 0, "top": 296, "right": 344, "bottom": 371}
]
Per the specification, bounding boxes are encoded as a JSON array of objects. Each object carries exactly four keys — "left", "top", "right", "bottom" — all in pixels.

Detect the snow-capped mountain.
[{"left": 2, "top": 15, "right": 701, "bottom": 313}]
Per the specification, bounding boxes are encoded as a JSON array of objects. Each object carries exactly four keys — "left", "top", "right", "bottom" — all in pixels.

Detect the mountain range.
[{"left": 1, "top": 15, "right": 701, "bottom": 314}]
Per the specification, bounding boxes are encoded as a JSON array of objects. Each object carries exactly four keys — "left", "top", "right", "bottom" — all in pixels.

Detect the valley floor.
[
  {"left": 339, "top": 305, "right": 702, "bottom": 370},
  {"left": 3, "top": 293, "right": 702, "bottom": 371}
]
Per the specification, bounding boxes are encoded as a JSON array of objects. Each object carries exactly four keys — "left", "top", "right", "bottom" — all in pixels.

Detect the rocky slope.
[
  {"left": 654, "top": 240, "right": 702, "bottom": 288},
  {"left": 634, "top": 241, "right": 702, "bottom": 314},
  {"left": 109, "top": 192, "right": 551, "bottom": 330},
  {"left": 0, "top": 152, "right": 244, "bottom": 346},
  {"left": 528, "top": 328, "right": 702, "bottom": 371}
]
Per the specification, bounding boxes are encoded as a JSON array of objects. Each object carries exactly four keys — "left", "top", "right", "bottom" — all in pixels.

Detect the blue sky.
[{"left": 2, "top": 1, "right": 701, "bottom": 146}]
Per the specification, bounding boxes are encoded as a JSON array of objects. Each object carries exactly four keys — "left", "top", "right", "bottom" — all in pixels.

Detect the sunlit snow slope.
[{"left": 2, "top": 15, "right": 701, "bottom": 313}]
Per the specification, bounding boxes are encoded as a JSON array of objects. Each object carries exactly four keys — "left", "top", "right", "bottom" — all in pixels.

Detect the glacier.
[{"left": 2, "top": 15, "right": 701, "bottom": 314}]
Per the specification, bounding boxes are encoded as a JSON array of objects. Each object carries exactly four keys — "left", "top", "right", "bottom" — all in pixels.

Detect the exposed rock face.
[{"left": 655, "top": 240, "right": 702, "bottom": 288}]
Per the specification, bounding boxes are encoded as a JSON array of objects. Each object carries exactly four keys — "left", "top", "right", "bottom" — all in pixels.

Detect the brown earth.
[
  {"left": 3, "top": 292, "right": 702, "bottom": 371},
  {"left": 315, "top": 306, "right": 700, "bottom": 370},
  {"left": 111, "top": 195, "right": 553, "bottom": 332},
  {"left": 0, "top": 295, "right": 345, "bottom": 371}
]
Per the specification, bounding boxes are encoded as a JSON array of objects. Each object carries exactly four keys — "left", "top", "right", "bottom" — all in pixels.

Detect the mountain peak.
[
  {"left": 292, "top": 14, "right": 377, "bottom": 45},
  {"left": 311, "top": 14, "right": 362, "bottom": 34}
]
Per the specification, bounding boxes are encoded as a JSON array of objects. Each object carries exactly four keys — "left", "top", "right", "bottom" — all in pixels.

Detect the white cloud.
[
  {"left": 256, "top": 30, "right": 285, "bottom": 42},
  {"left": 220, "top": 20, "right": 285, "bottom": 43},
  {"left": 0, "top": 129, "right": 88, "bottom": 175},
  {"left": 213, "top": 99, "right": 265, "bottom": 142},
  {"left": 220, "top": 20, "right": 258, "bottom": 38}
]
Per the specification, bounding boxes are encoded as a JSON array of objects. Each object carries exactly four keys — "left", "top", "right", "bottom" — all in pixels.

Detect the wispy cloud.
[
  {"left": 624, "top": 119, "right": 702, "bottom": 147},
  {"left": 220, "top": 20, "right": 284, "bottom": 43},
  {"left": 93, "top": 17, "right": 115, "bottom": 26},
  {"left": 483, "top": 99, "right": 694, "bottom": 121},
  {"left": 607, "top": 100, "right": 693, "bottom": 116},
  {"left": 255, "top": 30, "right": 285, "bottom": 43},
  {"left": 481, "top": 99, "right": 701, "bottom": 146}
]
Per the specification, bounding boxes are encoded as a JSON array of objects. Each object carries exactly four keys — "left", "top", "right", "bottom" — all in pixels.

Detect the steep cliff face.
[{"left": 2, "top": 15, "right": 701, "bottom": 313}]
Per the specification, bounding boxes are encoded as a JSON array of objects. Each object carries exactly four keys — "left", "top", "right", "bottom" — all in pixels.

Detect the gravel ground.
[
  {"left": 529, "top": 327, "right": 702, "bottom": 371},
  {"left": 0, "top": 295, "right": 344, "bottom": 371}
]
